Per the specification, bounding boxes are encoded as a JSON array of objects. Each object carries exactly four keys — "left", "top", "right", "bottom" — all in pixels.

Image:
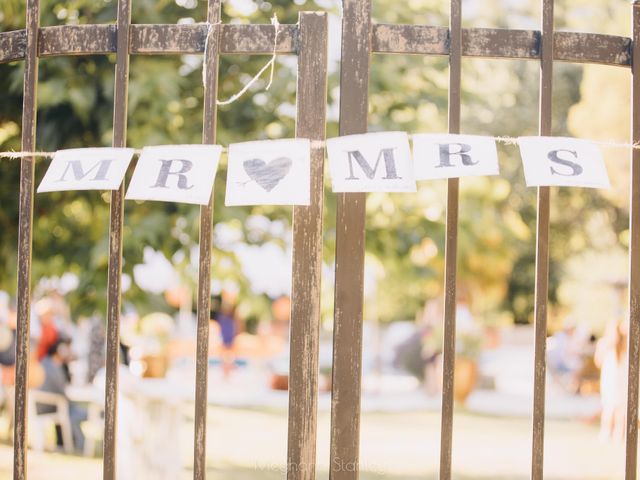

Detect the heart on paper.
[{"left": 243, "top": 157, "right": 292, "bottom": 192}]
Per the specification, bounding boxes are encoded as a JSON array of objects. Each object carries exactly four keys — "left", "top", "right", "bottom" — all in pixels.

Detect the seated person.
[{"left": 37, "top": 337, "right": 86, "bottom": 452}]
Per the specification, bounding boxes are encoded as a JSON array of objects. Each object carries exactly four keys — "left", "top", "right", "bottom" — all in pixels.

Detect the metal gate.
[{"left": 1, "top": 0, "right": 639, "bottom": 479}]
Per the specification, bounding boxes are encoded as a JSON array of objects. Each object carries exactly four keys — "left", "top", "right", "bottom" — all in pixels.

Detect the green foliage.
[{"left": 0, "top": 0, "right": 632, "bottom": 332}]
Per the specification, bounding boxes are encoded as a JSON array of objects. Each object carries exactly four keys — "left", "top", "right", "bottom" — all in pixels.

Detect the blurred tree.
[{"left": 0, "top": 0, "right": 632, "bottom": 330}]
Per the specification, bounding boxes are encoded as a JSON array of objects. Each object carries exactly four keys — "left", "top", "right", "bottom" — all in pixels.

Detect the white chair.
[
  {"left": 80, "top": 402, "right": 104, "bottom": 457},
  {"left": 28, "top": 389, "right": 73, "bottom": 454},
  {"left": 1, "top": 385, "right": 14, "bottom": 441}
]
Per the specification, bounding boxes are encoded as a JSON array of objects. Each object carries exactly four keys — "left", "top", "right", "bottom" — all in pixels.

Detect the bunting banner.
[{"left": 34, "top": 133, "right": 612, "bottom": 204}]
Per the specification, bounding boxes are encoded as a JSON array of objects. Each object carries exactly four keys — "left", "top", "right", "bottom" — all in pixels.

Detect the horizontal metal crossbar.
[
  {"left": 0, "top": 23, "right": 632, "bottom": 66},
  {"left": 0, "top": 23, "right": 299, "bottom": 63},
  {"left": 373, "top": 25, "right": 631, "bottom": 66}
]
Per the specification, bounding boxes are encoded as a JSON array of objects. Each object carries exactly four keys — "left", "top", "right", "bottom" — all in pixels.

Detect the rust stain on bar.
[
  {"left": 103, "top": 0, "right": 132, "bottom": 478},
  {"left": 286, "top": 12, "right": 328, "bottom": 480},
  {"left": 13, "top": 0, "right": 40, "bottom": 478}
]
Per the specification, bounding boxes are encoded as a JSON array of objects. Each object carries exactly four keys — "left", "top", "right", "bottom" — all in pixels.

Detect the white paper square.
[
  {"left": 126, "top": 145, "right": 222, "bottom": 205},
  {"left": 518, "top": 136, "right": 610, "bottom": 188},
  {"left": 37, "top": 148, "right": 135, "bottom": 193},
  {"left": 412, "top": 134, "right": 499, "bottom": 180},
  {"left": 225, "top": 138, "right": 311, "bottom": 206},
  {"left": 327, "top": 131, "right": 416, "bottom": 193}
]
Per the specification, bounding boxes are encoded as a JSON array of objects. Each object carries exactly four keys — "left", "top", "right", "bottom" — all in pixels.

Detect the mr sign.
[
  {"left": 225, "top": 138, "right": 311, "bottom": 206},
  {"left": 37, "top": 148, "right": 135, "bottom": 193},
  {"left": 126, "top": 145, "right": 222, "bottom": 205},
  {"left": 412, "top": 134, "right": 499, "bottom": 180},
  {"left": 518, "top": 136, "right": 610, "bottom": 189},
  {"left": 327, "top": 131, "right": 416, "bottom": 192}
]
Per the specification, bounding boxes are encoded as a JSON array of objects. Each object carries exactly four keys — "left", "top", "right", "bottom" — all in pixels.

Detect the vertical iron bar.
[
  {"left": 103, "top": 0, "right": 132, "bottom": 477},
  {"left": 626, "top": 3, "right": 640, "bottom": 479},
  {"left": 438, "top": 0, "right": 462, "bottom": 478},
  {"left": 286, "top": 12, "right": 328, "bottom": 480},
  {"left": 13, "top": 0, "right": 40, "bottom": 477},
  {"left": 329, "top": 0, "right": 372, "bottom": 478},
  {"left": 194, "top": 2, "right": 221, "bottom": 479},
  {"left": 531, "top": 1, "right": 554, "bottom": 479}
]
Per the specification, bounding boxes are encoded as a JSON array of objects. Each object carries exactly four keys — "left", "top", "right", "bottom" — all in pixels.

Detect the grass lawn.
[{"left": 0, "top": 406, "right": 626, "bottom": 479}]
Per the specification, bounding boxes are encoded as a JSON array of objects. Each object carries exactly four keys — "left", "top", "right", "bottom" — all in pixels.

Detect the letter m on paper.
[
  {"left": 37, "top": 148, "right": 135, "bottom": 193},
  {"left": 345, "top": 148, "right": 402, "bottom": 180}
]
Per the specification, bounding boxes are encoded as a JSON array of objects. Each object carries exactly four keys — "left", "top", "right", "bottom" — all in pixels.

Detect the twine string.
[
  {"left": 2, "top": 136, "right": 640, "bottom": 161},
  {"left": 215, "top": 14, "right": 280, "bottom": 106}
]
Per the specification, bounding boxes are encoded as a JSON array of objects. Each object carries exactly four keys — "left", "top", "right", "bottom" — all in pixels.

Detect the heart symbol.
[{"left": 243, "top": 157, "right": 292, "bottom": 192}]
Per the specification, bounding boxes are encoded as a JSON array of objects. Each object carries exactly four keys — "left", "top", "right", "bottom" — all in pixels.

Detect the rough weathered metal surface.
[
  {"left": 286, "top": 12, "right": 327, "bottom": 480},
  {"left": 0, "top": 30, "right": 26, "bottom": 62},
  {"left": 39, "top": 25, "right": 116, "bottom": 56},
  {"left": 439, "top": 2, "right": 461, "bottom": 479},
  {"left": 464, "top": 28, "right": 539, "bottom": 59},
  {"left": 1, "top": 23, "right": 297, "bottom": 62},
  {"left": 13, "top": 1, "right": 40, "bottom": 479},
  {"left": 372, "top": 24, "right": 448, "bottom": 55},
  {"left": 555, "top": 31, "right": 631, "bottom": 66},
  {"left": 626, "top": 6, "right": 640, "bottom": 480},
  {"left": 130, "top": 23, "right": 297, "bottom": 55},
  {"left": 0, "top": 24, "right": 632, "bottom": 65},
  {"left": 372, "top": 24, "right": 631, "bottom": 66},
  {"left": 329, "top": 1, "right": 371, "bottom": 479},
  {"left": 103, "top": 0, "right": 132, "bottom": 478},
  {"left": 218, "top": 23, "right": 298, "bottom": 54},
  {"left": 531, "top": 1, "right": 554, "bottom": 479},
  {"left": 193, "top": 3, "right": 221, "bottom": 480}
]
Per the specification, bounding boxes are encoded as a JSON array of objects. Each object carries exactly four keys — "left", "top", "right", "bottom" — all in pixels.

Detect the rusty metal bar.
[
  {"left": 102, "top": 0, "right": 132, "bottom": 477},
  {"left": 371, "top": 25, "right": 631, "bottom": 66},
  {"left": 12, "top": 0, "right": 40, "bottom": 478},
  {"left": 193, "top": 2, "right": 221, "bottom": 480},
  {"left": 0, "top": 24, "right": 298, "bottom": 63},
  {"left": 438, "top": 1, "right": 462, "bottom": 478},
  {"left": 0, "top": 29, "right": 26, "bottom": 63},
  {"left": 286, "top": 12, "right": 328, "bottom": 480},
  {"left": 130, "top": 23, "right": 298, "bottom": 55},
  {"left": 1, "top": 24, "right": 633, "bottom": 66},
  {"left": 626, "top": 4, "right": 640, "bottom": 479},
  {"left": 329, "top": 0, "right": 371, "bottom": 479},
  {"left": 531, "top": 1, "right": 554, "bottom": 479}
]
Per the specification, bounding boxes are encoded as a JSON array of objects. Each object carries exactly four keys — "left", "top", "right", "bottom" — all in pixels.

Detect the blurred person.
[
  {"left": 271, "top": 295, "right": 291, "bottom": 341},
  {"left": 35, "top": 298, "right": 60, "bottom": 361},
  {"left": 0, "top": 305, "right": 16, "bottom": 369},
  {"left": 37, "top": 336, "right": 87, "bottom": 452},
  {"left": 547, "top": 318, "right": 584, "bottom": 392},
  {"left": 0, "top": 303, "right": 44, "bottom": 390},
  {"left": 211, "top": 290, "right": 240, "bottom": 378},
  {"left": 595, "top": 320, "right": 628, "bottom": 441}
]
